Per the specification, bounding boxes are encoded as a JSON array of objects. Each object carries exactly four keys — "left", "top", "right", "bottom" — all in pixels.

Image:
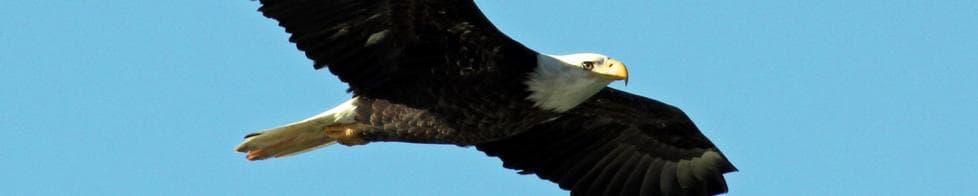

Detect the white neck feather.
[{"left": 525, "top": 54, "right": 613, "bottom": 112}]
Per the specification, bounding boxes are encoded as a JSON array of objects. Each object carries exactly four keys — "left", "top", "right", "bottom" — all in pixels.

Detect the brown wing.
[
  {"left": 257, "top": 0, "right": 537, "bottom": 94},
  {"left": 477, "top": 88, "right": 737, "bottom": 196}
]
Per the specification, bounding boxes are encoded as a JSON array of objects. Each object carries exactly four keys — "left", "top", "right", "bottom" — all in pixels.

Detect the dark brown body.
[{"left": 260, "top": 0, "right": 557, "bottom": 144}]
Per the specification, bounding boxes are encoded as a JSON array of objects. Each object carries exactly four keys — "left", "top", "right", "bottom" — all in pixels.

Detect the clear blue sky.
[{"left": 2, "top": 0, "right": 976, "bottom": 195}]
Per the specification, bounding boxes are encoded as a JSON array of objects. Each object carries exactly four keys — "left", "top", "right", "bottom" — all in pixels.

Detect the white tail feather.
[
  {"left": 234, "top": 120, "right": 336, "bottom": 160},
  {"left": 235, "top": 98, "right": 359, "bottom": 160}
]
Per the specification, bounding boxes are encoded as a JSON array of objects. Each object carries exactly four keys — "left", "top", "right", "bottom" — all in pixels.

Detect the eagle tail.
[
  {"left": 234, "top": 120, "right": 336, "bottom": 161},
  {"left": 235, "top": 98, "right": 362, "bottom": 160}
]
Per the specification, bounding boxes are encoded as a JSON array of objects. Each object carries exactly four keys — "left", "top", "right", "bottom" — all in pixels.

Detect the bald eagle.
[{"left": 234, "top": 0, "right": 736, "bottom": 195}]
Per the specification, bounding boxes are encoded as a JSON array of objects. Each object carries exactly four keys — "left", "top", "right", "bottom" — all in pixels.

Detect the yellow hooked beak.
[{"left": 591, "top": 58, "right": 629, "bottom": 85}]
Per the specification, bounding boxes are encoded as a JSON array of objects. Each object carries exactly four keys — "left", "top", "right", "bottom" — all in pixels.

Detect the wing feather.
[
  {"left": 603, "top": 153, "right": 642, "bottom": 196},
  {"left": 572, "top": 145, "right": 628, "bottom": 195},
  {"left": 640, "top": 158, "right": 665, "bottom": 196},
  {"left": 557, "top": 130, "right": 620, "bottom": 189},
  {"left": 619, "top": 155, "right": 652, "bottom": 196}
]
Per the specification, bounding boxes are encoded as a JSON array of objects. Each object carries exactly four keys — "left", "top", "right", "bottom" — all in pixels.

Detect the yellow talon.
[{"left": 325, "top": 124, "right": 368, "bottom": 146}]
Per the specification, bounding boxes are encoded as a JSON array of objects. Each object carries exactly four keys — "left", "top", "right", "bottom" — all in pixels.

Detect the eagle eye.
[{"left": 582, "top": 61, "right": 595, "bottom": 70}]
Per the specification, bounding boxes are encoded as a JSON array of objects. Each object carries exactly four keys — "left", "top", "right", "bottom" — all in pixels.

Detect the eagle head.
[{"left": 526, "top": 53, "right": 629, "bottom": 112}]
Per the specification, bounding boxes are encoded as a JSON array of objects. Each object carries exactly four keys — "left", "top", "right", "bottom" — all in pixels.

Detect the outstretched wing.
[
  {"left": 257, "top": 0, "right": 537, "bottom": 94},
  {"left": 477, "top": 88, "right": 737, "bottom": 196}
]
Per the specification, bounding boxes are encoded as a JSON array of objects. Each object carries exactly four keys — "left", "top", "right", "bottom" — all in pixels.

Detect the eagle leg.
[{"left": 324, "top": 124, "right": 369, "bottom": 146}]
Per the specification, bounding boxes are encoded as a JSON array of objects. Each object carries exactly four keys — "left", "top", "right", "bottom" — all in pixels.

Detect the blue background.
[{"left": 2, "top": 0, "right": 976, "bottom": 195}]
